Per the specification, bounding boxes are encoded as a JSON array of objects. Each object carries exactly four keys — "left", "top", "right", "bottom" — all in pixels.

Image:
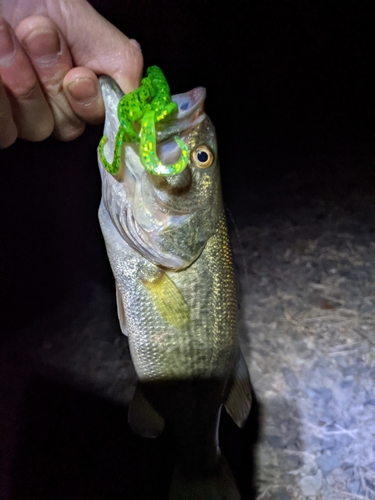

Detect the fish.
[{"left": 97, "top": 69, "right": 252, "bottom": 499}]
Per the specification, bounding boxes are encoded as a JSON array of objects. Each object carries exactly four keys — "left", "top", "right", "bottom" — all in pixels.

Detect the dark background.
[
  {"left": 1, "top": 1, "right": 375, "bottom": 498},
  {"left": 2, "top": 0, "right": 375, "bottom": 331}
]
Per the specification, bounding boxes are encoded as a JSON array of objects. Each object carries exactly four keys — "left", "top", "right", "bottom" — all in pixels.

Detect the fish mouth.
[
  {"left": 156, "top": 87, "right": 207, "bottom": 143},
  {"left": 98, "top": 78, "right": 211, "bottom": 269},
  {"left": 174, "top": 87, "right": 206, "bottom": 119},
  {"left": 156, "top": 129, "right": 192, "bottom": 166},
  {"left": 99, "top": 77, "right": 206, "bottom": 179},
  {"left": 148, "top": 87, "right": 206, "bottom": 176}
]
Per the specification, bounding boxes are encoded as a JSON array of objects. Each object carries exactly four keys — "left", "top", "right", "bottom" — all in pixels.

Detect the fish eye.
[{"left": 191, "top": 145, "right": 214, "bottom": 169}]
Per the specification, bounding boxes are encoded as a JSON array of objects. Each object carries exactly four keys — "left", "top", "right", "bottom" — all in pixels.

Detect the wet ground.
[{"left": 234, "top": 187, "right": 375, "bottom": 499}]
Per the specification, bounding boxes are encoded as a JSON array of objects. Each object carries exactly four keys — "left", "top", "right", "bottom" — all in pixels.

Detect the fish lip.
[
  {"left": 156, "top": 87, "right": 207, "bottom": 143},
  {"left": 173, "top": 87, "right": 206, "bottom": 119}
]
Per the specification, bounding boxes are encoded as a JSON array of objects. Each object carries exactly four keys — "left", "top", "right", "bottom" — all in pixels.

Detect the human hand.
[{"left": 0, "top": 0, "right": 143, "bottom": 148}]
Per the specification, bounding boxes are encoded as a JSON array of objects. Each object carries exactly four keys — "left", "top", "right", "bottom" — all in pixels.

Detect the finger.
[
  {"left": 0, "top": 76, "right": 17, "bottom": 148},
  {"left": 63, "top": 67, "right": 104, "bottom": 125},
  {"left": 0, "top": 16, "right": 54, "bottom": 142},
  {"left": 50, "top": 1, "right": 144, "bottom": 94},
  {"left": 2, "top": 1, "right": 143, "bottom": 95},
  {"left": 15, "top": 15, "right": 85, "bottom": 141}
]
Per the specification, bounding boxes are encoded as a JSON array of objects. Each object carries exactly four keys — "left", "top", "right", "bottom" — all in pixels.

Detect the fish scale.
[
  {"left": 100, "top": 207, "right": 237, "bottom": 380},
  {"left": 97, "top": 72, "right": 251, "bottom": 499}
]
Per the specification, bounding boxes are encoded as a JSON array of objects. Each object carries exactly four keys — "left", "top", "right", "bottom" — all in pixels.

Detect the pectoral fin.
[
  {"left": 224, "top": 349, "right": 252, "bottom": 428},
  {"left": 115, "top": 283, "right": 127, "bottom": 336},
  {"left": 141, "top": 270, "right": 190, "bottom": 329},
  {"left": 128, "top": 383, "right": 165, "bottom": 438}
]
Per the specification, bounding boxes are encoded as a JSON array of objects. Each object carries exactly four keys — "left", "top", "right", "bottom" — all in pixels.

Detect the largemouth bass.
[{"left": 97, "top": 68, "right": 252, "bottom": 499}]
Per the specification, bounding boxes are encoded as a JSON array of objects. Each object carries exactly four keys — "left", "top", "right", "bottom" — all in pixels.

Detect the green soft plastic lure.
[{"left": 99, "top": 66, "right": 189, "bottom": 176}]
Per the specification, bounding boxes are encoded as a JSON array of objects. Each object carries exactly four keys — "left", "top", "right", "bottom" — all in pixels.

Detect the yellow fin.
[{"left": 142, "top": 270, "right": 190, "bottom": 329}]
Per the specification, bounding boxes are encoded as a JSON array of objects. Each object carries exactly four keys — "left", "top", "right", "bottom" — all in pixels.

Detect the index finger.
[
  {"left": 0, "top": 76, "right": 17, "bottom": 148},
  {"left": 0, "top": 17, "right": 54, "bottom": 144},
  {"left": 1, "top": 1, "right": 143, "bottom": 95},
  {"left": 50, "top": 1, "right": 143, "bottom": 94}
]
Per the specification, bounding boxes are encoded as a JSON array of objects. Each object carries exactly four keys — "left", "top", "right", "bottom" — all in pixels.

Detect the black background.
[
  {"left": 1, "top": 1, "right": 375, "bottom": 498},
  {"left": 1, "top": 0, "right": 375, "bottom": 331}
]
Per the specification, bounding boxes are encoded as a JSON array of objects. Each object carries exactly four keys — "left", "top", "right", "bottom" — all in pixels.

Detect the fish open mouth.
[
  {"left": 98, "top": 77, "right": 214, "bottom": 269},
  {"left": 174, "top": 87, "right": 206, "bottom": 119},
  {"left": 98, "top": 76, "right": 207, "bottom": 179},
  {"left": 155, "top": 87, "right": 207, "bottom": 144},
  {"left": 156, "top": 129, "right": 192, "bottom": 165},
  {"left": 152, "top": 87, "right": 206, "bottom": 168}
]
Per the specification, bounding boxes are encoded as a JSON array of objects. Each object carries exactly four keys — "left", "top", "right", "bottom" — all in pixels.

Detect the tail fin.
[{"left": 169, "top": 454, "right": 241, "bottom": 500}]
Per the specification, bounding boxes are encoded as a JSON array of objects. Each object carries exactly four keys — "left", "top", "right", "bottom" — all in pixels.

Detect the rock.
[
  {"left": 365, "top": 478, "right": 375, "bottom": 492},
  {"left": 347, "top": 478, "right": 361, "bottom": 494},
  {"left": 340, "top": 434, "right": 353, "bottom": 447},
  {"left": 282, "top": 367, "right": 299, "bottom": 388},
  {"left": 298, "top": 469, "right": 323, "bottom": 496},
  {"left": 267, "top": 488, "right": 291, "bottom": 500},
  {"left": 307, "top": 387, "right": 333, "bottom": 402},
  {"left": 317, "top": 450, "right": 342, "bottom": 474}
]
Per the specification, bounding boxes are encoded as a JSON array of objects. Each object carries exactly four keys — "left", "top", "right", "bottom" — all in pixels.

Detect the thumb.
[{"left": 58, "top": 1, "right": 143, "bottom": 93}]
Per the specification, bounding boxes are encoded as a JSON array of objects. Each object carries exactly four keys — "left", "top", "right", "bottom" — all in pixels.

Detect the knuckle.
[
  {"left": 0, "top": 106, "right": 9, "bottom": 122},
  {"left": 130, "top": 49, "right": 144, "bottom": 77},
  {"left": 41, "top": 72, "right": 65, "bottom": 99},
  {"left": 17, "top": 112, "right": 54, "bottom": 142},
  {"left": 0, "top": 95, "right": 18, "bottom": 148},
  {"left": 13, "top": 80, "right": 40, "bottom": 102},
  {"left": 28, "top": 122, "right": 54, "bottom": 142},
  {"left": 85, "top": 114, "right": 105, "bottom": 126},
  {"left": 132, "top": 45, "right": 143, "bottom": 65},
  {"left": 0, "top": 131, "right": 17, "bottom": 149},
  {"left": 54, "top": 122, "right": 86, "bottom": 142},
  {"left": 73, "top": 102, "right": 105, "bottom": 125}
]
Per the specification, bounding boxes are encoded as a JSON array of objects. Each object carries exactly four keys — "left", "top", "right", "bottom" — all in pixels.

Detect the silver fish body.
[{"left": 98, "top": 76, "right": 251, "bottom": 499}]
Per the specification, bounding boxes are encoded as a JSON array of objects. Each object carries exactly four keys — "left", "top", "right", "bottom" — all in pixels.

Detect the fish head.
[{"left": 98, "top": 77, "right": 222, "bottom": 270}]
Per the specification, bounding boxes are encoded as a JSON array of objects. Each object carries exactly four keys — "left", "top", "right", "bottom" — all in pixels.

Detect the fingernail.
[
  {"left": 22, "top": 29, "right": 61, "bottom": 66},
  {"left": 67, "top": 78, "right": 98, "bottom": 106},
  {"left": 0, "top": 21, "right": 16, "bottom": 67},
  {"left": 129, "top": 38, "right": 141, "bottom": 51}
]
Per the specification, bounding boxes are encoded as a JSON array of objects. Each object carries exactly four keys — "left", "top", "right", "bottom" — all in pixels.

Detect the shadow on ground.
[
  {"left": 7, "top": 375, "right": 259, "bottom": 500},
  {"left": 1, "top": 286, "right": 259, "bottom": 500}
]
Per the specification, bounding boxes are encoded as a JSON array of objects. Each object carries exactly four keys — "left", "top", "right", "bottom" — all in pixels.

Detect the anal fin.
[{"left": 224, "top": 349, "right": 252, "bottom": 428}]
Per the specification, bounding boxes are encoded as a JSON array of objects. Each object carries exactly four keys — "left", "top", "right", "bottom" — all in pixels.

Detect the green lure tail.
[
  {"left": 99, "top": 66, "right": 189, "bottom": 177},
  {"left": 99, "top": 128, "right": 125, "bottom": 176},
  {"left": 140, "top": 110, "right": 189, "bottom": 176}
]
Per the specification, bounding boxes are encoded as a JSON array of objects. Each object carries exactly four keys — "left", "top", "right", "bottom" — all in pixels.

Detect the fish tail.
[{"left": 169, "top": 453, "right": 241, "bottom": 500}]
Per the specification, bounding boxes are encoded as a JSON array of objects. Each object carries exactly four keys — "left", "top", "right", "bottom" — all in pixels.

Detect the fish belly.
[
  {"left": 100, "top": 202, "right": 245, "bottom": 499},
  {"left": 99, "top": 202, "right": 238, "bottom": 382}
]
